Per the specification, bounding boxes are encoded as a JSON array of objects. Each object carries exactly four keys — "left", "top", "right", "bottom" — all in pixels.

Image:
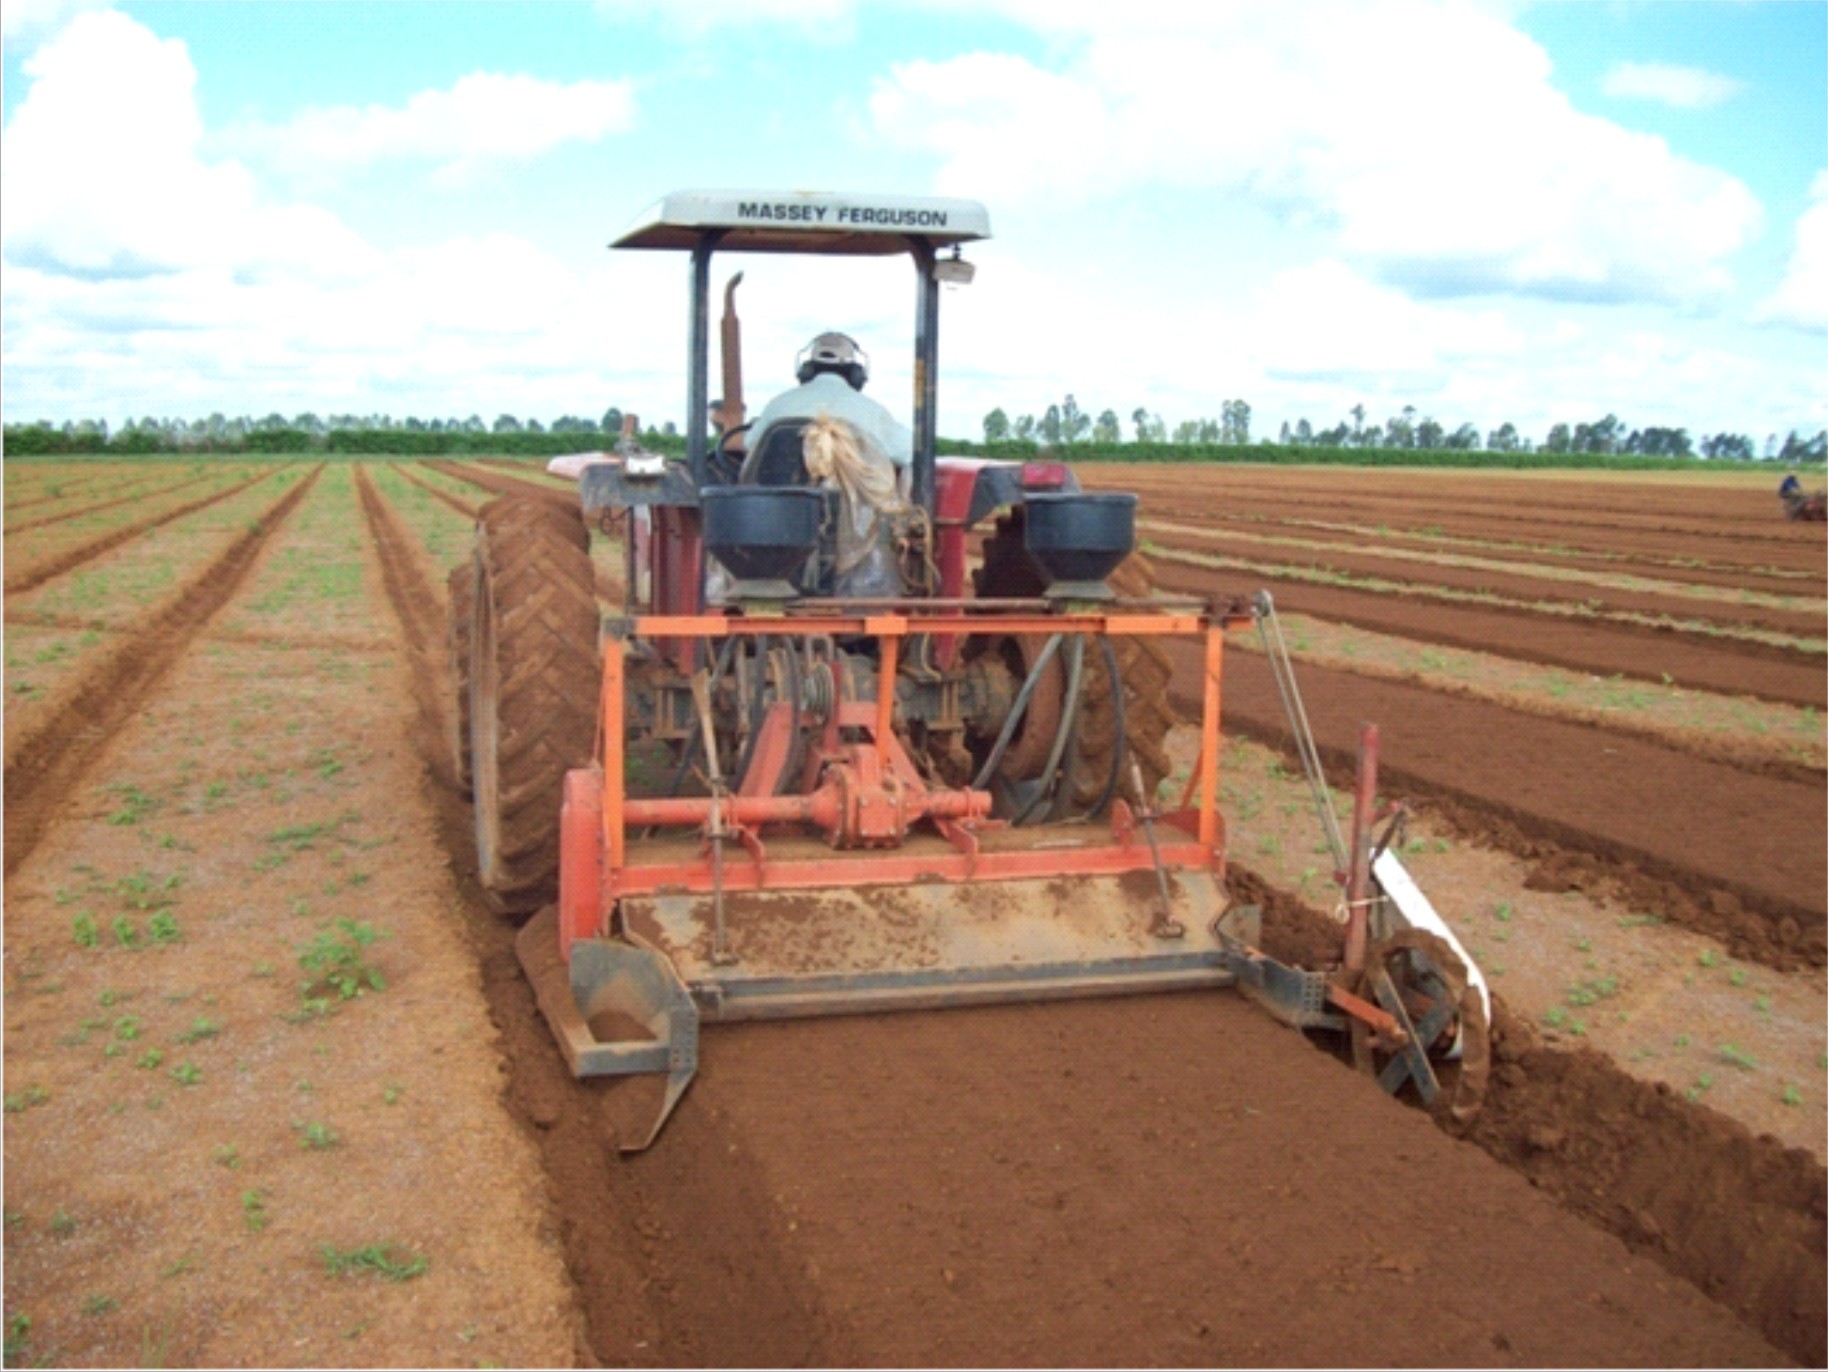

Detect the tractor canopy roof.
[{"left": 612, "top": 189, "right": 992, "bottom": 255}]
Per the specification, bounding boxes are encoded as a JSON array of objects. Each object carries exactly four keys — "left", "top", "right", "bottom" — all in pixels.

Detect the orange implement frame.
[{"left": 591, "top": 608, "right": 1235, "bottom": 923}]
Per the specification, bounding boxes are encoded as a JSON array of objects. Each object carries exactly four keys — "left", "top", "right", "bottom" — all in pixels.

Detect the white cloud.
[
  {"left": 592, "top": 0, "right": 851, "bottom": 36},
  {"left": 867, "top": 0, "right": 1762, "bottom": 307},
  {"left": 1602, "top": 61, "right": 1744, "bottom": 109},
  {"left": 0, "top": 10, "right": 637, "bottom": 423},
  {"left": 1752, "top": 171, "right": 1828, "bottom": 334},
  {"left": 1, "top": 9, "right": 378, "bottom": 282},
  {"left": 222, "top": 72, "right": 637, "bottom": 187},
  {"left": 0, "top": 0, "right": 109, "bottom": 48}
]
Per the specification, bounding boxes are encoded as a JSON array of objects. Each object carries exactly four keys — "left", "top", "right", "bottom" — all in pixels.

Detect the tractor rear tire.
[
  {"left": 973, "top": 511, "right": 1178, "bottom": 817},
  {"left": 447, "top": 564, "right": 474, "bottom": 798},
  {"left": 469, "top": 495, "right": 599, "bottom": 916}
]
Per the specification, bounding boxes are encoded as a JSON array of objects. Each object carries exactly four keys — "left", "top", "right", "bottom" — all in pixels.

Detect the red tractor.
[{"left": 451, "top": 190, "right": 1487, "bottom": 1148}]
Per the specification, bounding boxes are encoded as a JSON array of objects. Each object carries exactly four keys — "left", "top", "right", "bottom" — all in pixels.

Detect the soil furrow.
[
  {"left": 370, "top": 475, "right": 1812, "bottom": 1368},
  {"left": 1, "top": 467, "right": 319, "bottom": 877},
  {"left": 1090, "top": 468, "right": 1828, "bottom": 571},
  {"left": 1175, "top": 642, "right": 1826, "bottom": 969},
  {"left": 1235, "top": 868, "right": 1826, "bottom": 1367},
  {"left": 1148, "top": 540, "right": 1822, "bottom": 657},
  {"left": 1149, "top": 558, "right": 1828, "bottom": 709},
  {"left": 3, "top": 472, "right": 115, "bottom": 512},
  {"left": 3, "top": 467, "right": 284, "bottom": 595},
  {"left": 1155, "top": 508, "right": 1824, "bottom": 597},
  {"left": 397, "top": 463, "right": 482, "bottom": 518},
  {"left": 1, "top": 608, "right": 384, "bottom": 653},
  {"left": 423, "top": 459, "right": 583, "bottom": 509},
  {"left": 1227, "top": 635, "right": 1823, "bottom": 785},
  {"left": 352, "top": 469, "right": 674, "bottom": 1365},
  {"left": 352, "top": 468, "right": 465, "bottom": 790},
  {"left": 1141, "top": 518, "right": 1827, "bottom": 637},
  {"left": 4, "top": 471, "right": 217, "bottom": 536}
]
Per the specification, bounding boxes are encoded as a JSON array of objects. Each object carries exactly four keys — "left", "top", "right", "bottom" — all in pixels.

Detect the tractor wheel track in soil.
[
  {"left": 1148, "top": 556, "right": 1828, "bottom": 710},
  {"left": 3, "top": 466, "right": 291, "bottom": 595},
  {"left": 1140, "top": 520, "right": 1826, "bottom": 640},
  {"left": 2, "top": 466, "right": 321, "bottom": 878},
  {"left": 354, "top": 471, "right": 1819, "bottom": 1366},
  {"left": 1172, "top": 641, "right": 1826, "bottom": 970},
  {"left": 4, "top": 470, "right": 217, "bottom": 534}
]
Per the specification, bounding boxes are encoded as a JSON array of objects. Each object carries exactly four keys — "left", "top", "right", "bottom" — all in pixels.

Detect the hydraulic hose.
[
  {"left": 1013, "top": 633, "right": 1086, "bottom": 825},
  {"left": 971, "top": 632, "right": 1065, "bottom": 792}
]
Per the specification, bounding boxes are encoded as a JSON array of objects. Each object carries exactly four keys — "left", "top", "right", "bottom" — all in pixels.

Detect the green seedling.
[
  {"left": 241, "top": 1190, "right": 268, "bottom": 1233},
  {"left": 49, "top": 1208, "right": 75, "bottom": 1238},
  {"left": 297, "top": 919, "right": 387, "bottom": 1001},
  {"left": 1492, "top": 902, "right": 1512, "bottom": 922},
  {"left": 295, "top": 1121, "right": 340, "bottom": 1150},
  {"left": 1697, "top": 948, "right": 1721, "bottom": 969},
  {"left": 107, "top": 785, "right": 159, "bottom": 826},
  {"left": 71, "top": 912, "right": 98, "bottom": 948},
  {"left": 1717, "top": 1043, "right": 1758, "bottom": 1071},
  {"left": 170, "top": 1061, "right": 202, "bottom": 1087},
  {"left": 174, "top": 1017, "right": 221, "bottom": 1044},
  {"left": 114, "top": 1016, "right": 142, "bottom": 1041},
  {"left": 4, "top": 1087, "right": 50, "bottom": 1114},
  {"left": 320, "top": 1244, "right": 427, "bottom": 1282},
  {"left": 112, "top": 916, "right": 140, "bottom": 949},
  {"left": 135, "top": 1049, "right": 165, "bottom": 1071},
  {"left": 1780, "top": 1084, "right": 1803, "bottom": 1107},
  {"left": 81, "top": 1294, "right": 117, "bottom": 1318},
  {"left": 5, "top": 1313, "right": 32, "bottom": 1365},
  {"left": 148, "top": 912, "right": 180, "bottom": 945},
  {"left": 382, "top": 1083, "right": 404, "bottom": 1105},
  {"left": 212, "top": 1145, "right": 239, "bottom": 1169}
]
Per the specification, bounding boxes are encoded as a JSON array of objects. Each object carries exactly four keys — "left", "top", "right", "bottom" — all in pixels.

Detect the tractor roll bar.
[{"left": 681, "top": 228, "right": 944, "bottom": 517}]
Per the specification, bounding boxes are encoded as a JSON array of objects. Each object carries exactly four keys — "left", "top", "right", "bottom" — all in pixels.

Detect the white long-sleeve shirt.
[{"left": 748, "top": 371, "right": 912, "bottom": 470}]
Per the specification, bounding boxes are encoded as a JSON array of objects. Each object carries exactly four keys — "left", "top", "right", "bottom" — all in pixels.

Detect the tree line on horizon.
[
  {"left": 4, "top": 400, "right": 1824, "bottom": 465},
  {"left": 983, "top": 395, "right": 1828, "bottom": 463}
]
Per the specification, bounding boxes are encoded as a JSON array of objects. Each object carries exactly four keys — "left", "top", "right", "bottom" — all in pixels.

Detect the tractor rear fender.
[{"left": 931, "top": 457, "right": 1080, "bottom": 598}]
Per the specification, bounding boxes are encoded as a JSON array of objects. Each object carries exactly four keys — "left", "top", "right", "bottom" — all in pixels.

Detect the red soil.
[{"left": 9, "top": 462, "right": 1821, "bottom": 1368}]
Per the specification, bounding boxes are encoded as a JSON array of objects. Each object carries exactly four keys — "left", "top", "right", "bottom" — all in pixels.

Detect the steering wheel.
[{"left": 707, "top": 423, "right": 753, "bottom": 486}]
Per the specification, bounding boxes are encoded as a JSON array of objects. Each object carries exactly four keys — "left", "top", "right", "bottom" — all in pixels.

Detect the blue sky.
[{"left": 3, "top": 0, "right": 1823, "bottom": 446}]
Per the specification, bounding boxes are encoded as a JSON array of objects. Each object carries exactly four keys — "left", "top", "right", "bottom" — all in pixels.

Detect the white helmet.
[{"left": 796, "top": 332, "right": 869, "bottom": 389}]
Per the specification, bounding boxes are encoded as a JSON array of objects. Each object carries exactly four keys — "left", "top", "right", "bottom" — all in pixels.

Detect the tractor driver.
[{"left": 746, "top": 332, "right": 912, "bottom": 484}]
